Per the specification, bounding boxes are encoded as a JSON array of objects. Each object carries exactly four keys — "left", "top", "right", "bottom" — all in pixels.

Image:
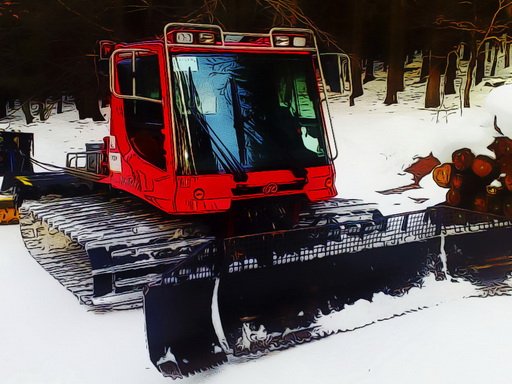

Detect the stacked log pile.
[{"left": 433, "top": 137, "right": 512, "bottom": 217}]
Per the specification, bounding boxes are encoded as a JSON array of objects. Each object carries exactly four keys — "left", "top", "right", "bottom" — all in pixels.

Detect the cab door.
[{"left": 109, "top": 46, "right": 176, "bottom": 212}]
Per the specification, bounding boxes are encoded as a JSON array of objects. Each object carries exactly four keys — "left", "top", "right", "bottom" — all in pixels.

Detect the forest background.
[{"left": 0, "top": 0, "right": 511, "bottom": 124}]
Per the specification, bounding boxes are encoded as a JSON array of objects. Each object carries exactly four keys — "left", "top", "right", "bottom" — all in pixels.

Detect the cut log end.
[
  {"left": 471, "top": 155, "right": 497, "bottom": 178},
  {"left": 433, "top": 163, "right": 454, "bottom": 188},
  {"left": 452, "top": 148, "right": 475, "bottom": 171},
  {"left": 446, "top": 188, "right": 462, "bottom": 206}
]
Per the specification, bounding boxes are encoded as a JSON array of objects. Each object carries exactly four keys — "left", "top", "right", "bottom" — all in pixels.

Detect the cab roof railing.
[{"left": 163, "top": 22, "right": 318, "bottom": 52}]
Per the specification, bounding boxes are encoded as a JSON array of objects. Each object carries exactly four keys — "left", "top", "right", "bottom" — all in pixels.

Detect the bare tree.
[
  {"left": 187, "top": 0, "right": 342, "bottom": 50},
  {"left": 435, "top": 0, "right": 512, "bottom": 107},
  {"left": 444, "top": 50, "right": 458, "bottom": 95}
]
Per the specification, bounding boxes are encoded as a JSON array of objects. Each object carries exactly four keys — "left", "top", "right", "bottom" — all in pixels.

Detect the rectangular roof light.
[
  {"left": 176, "top": 32, "right": 194, "bottom": 44},
  {"left": 274, "top": 35, "right": 290, "bottom": 46},
  {"left": 293, "top": 36, "right": 307, "bottom": 47}
]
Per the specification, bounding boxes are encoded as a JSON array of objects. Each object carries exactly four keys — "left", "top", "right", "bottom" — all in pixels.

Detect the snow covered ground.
[{"left": 1, "top": 61, "right": 512, "bottom": 384}]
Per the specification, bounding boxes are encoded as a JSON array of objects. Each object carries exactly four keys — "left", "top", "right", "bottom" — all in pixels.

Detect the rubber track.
[
  {"left": 17, "top": 193, "right": 432, "bottom": 312},
  {"left": 18, "top": 194, "right": 383, "bottom": 312},
  {"left": 19, "top": 194, "right": 212, "bottom": 311}
]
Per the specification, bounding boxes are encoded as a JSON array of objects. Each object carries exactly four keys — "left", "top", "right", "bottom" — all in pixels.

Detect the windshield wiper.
[{"left": 229, "top": 78, "right": 247, "bottom": 166}]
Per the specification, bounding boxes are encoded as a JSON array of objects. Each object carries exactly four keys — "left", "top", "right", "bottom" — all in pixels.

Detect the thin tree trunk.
[
  {"left": 490, "top": 42, "right": 499, "bottom": 76},
  {"left": 348, "top": 0, "right": 364, "bottom": 105},
  {"left": 363, "top": 58, "right": 375, "bottom": 83},
  {"left": 419, "top": 54, "right": 430, "bottom": 83},
  {"left": 57, "top": 96, "right": 63, "bottom": 114},
  {"left": 349, "top": 53, "right": 363, "bottom": 106},
  {"left": 385, "top": 64, "right": 403, "bottom": 105},
  {"left": 37, "top": 101, "right": 47, "bottom": 121},
  {"left": 425, "top": 57, "right": 442, "bottom": 108},
  {"left": 462, "top": 43, "right": 471, "bottom": 61},
  {"left": 384, "top": 0, "right": 405, "bottom": 105},
  {"left": 444, "top": 52, "right": 457, "bottom": 95},
  {"left": 0, "top": 97, "right": 7, "bottom": 119},
  {"left": 21, "top": 101, "right": 34, "bottom": 124},
  {"left": 461, "top": 43, "right": 471, "bottom": 61},
  {"left": 486, "top": 41, "right": 492, "bottom": 63},
  {"left": 398, "top": 66, "right": 405, "bottom": 92},
  {"left": 406, "top": 52, "right": 414, "bottom": 65},
  {"left": 505, "top": 41, "right": 510, "bottom": 68},
  {"left": 475, "top": 50, "right": 485, "bottom": 85},
  {"left": 464, "top": 55, "right": 476, "bottom": 108}
]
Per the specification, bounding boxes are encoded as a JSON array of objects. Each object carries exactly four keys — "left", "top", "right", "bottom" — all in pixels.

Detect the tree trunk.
[
  {"left": 475, "top": 50, "right": 485, "bottom": 85},
  {"left": 490, "top": 42, "right": 499, "bottom": 77},
  {"left": 425, "top": 57, "right": 442, "bottom": 108},
  {"left": 462, "top": 43, "right": 471, "bottom": 61},
  {"left": 463, "top": 37, "right": 478, "bottom": 108},
  {"left": 75, "top": 91, "right": 104, "bottom": 121},
  {"left": 505, "top": 42, "right": 510, "bottom": 68},
  {"left": 444, "top": 51, "right": 457, "bottom": 95},
  {"left": 349, "top": 53, "right": 363, "bottom": 106},
  {"left": 57, "top": 96, "right": 63, "bottom": 114},
  {"left": 37, "top": 102, "right": 48, "bottom": 121},
  {"left": 363, "top": 58, "right": 375, "bottom": 83},
  {"left": 419, "top": 54, "right": 430, "bottom": 83},
  {"left": 73, "top": 57, "right": 106, "bottom": 122},
  {"left": 384, "top": 0, "right": 405, "bottom": 105},
  {"left": 0, "top": 97, "right": 7, "bottom": 119},
  {"left": 464, "top": 55, "right": 476, "bottom": 108},
  {"left": 384, "top": 64, "right": 403, "bottom": 105},
  {"left": 21, "top": 101, "right": 34, "bottom": 125},
  {"left": 406, "top": 51, "right": 414, "bottom": 65},
  {"left": 348, "top": 0, "right": 364, "bottom": 105}
]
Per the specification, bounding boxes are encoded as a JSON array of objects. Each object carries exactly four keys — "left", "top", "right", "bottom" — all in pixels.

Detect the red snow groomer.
[{"left": 13, "top": 23, "right": 512, "bottom": 379}]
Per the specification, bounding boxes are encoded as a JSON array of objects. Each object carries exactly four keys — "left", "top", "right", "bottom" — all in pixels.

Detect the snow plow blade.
[
  {"left": 144, "top": 279, "right": 227, "bottom": 379},
  {"left": 143, "top": 209, "right": 443, "bottom": 378},
  {"left": 431, "top": 208, "right": 512, "bottom": 291},
  {"left": 144, "top": 206, "right": 512, "bottom": 378}
]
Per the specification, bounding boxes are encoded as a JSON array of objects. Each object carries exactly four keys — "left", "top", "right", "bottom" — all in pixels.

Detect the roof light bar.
[
  {"left": 274, "top": 35, "right": 290, "bottom": 46},
  {"left": 164, "top": 23, "right": 318, "bottom": 51},
  {"left": 293, "top": 36, "right": 307, "bottom": 47},
  {"left": 199, "top": 32, "right": 216, "bottom": 44},
  {"left": 176, "top": 32, "right": 194, "bottom": 44}
]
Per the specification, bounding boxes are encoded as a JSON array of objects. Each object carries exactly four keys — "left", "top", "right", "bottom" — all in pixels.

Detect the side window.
[
  {"left": 116, "top": 53, "right": 166, "bottom": 170},
  {"left": 277, "top": 64, "right": 324, "bottom": 159}
]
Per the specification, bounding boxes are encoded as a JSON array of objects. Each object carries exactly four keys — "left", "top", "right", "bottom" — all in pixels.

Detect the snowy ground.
[{"left": 1, "top": 59, "right": 512, "bottom": 383}]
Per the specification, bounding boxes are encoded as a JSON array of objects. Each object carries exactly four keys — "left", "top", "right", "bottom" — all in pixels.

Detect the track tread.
[{"left": 19, "top": 193, "right": 213, "bottom": 311}]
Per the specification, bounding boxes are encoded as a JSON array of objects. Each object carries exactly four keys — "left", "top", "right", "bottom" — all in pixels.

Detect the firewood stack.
[{"left": 433, "top": 137, "right": 512, "bottom": 218}]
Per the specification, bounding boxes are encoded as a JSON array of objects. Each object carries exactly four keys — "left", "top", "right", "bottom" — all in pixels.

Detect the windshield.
[{"left": 171, "top": 53, "right": 329, "bottom": 177}]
